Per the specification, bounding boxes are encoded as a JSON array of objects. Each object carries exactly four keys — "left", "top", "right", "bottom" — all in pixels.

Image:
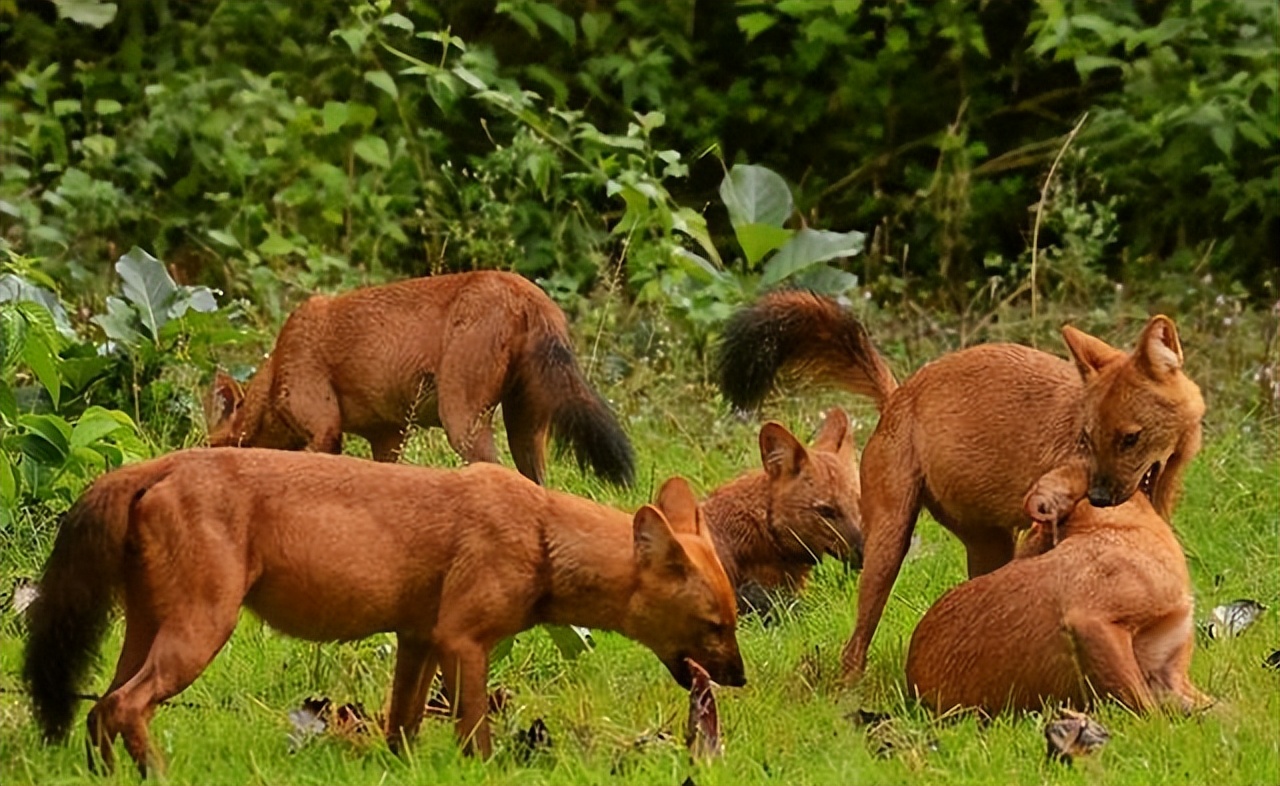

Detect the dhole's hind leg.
[
  {"left": 86, "top": 609, "right": 159, "bottom": 773},
  {"left": 385, "top": 636, "right": 438, "bottom": 753},
  {"left": 87, "top": 613, "right": 238, "bottom": 777},
  {"left": 435, "top": 344, "right": 509, "bottom": 468},
  {"left": 502, "top": 394, "right": 548, "bottom": 485},
  {"left": 842, "top": 430, "right": 922, "bottom": 680},
  {"left": 1068, "top": 612, "right": 1156, "bottom": 713}
]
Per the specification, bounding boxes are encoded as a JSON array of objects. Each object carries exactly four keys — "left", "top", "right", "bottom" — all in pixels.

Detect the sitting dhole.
[
  {"left": 207, "top": 270, "right": 635, "bottom": 486},
  {"left": 23, "top": 450, "right": 743, "bottom": 775},
  {"left": 716, "top": 291, "right": 1205, "bottom": 678},
  {"left": 905, "top": 465, "right": 1212, "bottom": 716},
  {"left": 702, "top": 408, "right": 863, "bottom": 601}
]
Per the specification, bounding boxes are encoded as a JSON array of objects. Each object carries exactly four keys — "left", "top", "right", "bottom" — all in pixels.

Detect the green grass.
[{"left": 2, "top": 325, "right": 1278, "bottom": 785}]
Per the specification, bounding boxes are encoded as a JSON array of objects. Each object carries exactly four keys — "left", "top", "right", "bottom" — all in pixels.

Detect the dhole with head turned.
[
  {"left": 207, "top": 270, "right": 635, "bottom": 486},
  {"left": 23, "top": 450, "right": 742, "bottom": 774},
  {"left": 905, "top": 467, "right": 1212, "bottom": 716},
  {"left": 701, "top": 408, "right": 863, "bottom": 602},
  {"left": 716, "top": 291, "right": 1204, "bottom": 679}
]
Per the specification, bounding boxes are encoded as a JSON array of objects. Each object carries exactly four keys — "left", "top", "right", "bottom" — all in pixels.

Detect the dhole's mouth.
[
  {"left": 666, "top": 654, "right": 746, "bottom": 690},
  {"left": 1139, "top": 461, "right": 1161, "bottom": 498}
]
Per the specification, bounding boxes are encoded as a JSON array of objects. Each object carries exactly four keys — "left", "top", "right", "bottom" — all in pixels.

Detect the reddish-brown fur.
[
  {"left": 716, "top": 292, "right": 1205, "bottom": 679},
  {"left": 207, "top": 271, "right": 634, "bottom": 486},
  {"left": 701, "top": 409, "right": 863, "bottom": 595},
  {"left": 905, "top": 469, "right": 1212, "bottom": 716},
  {"left": 23, "top": 450, "right": 742, "bottom": 775}
]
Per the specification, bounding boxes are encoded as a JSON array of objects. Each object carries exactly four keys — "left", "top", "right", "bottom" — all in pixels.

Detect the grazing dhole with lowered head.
[
  {"left": 207, "top": 270, "right": 634, "bottom": 486},
  {"left": 23, "top": 450, "right": 743, "bottom": 775},
  {"left": 716, "top": 291, "right": 1205, "bottom": 679},
  {"left": 905, "top": 465, "right": 1212, "bottom": 716}
]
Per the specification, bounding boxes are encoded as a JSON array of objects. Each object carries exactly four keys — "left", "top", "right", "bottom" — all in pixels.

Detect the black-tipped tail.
[
  {"left": 531, "top": 336, "right": 636, "bottom": 486},
  {"left": 24, "top": 490, "right": 126, "bottom": 742},
  {"left": 716, "top": 290, "right": 897, "bottom": 411}
]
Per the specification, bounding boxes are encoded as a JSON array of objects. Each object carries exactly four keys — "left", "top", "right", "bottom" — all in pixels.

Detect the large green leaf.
[
  {"left": 19, "top": 413, "right": 72, "bottom": 465},
  {"left": 91, "top": 296, "right": 142, "bottom": 347},
  {"left": 70, "top": 406, "right": 134, "bottom": 449},
  {"left": 790, "top": 264, "right": 860, "bottom": 296},
  {"left": 116, "top": 247, "right": 176, "bottom": 340},
  {"left": 21, "top": 333, "right": 61, "bottom": 409},
  {"left": 0, "top": 274, "right": 75, "bottom": 338},
  {"left": 719, "top": 164, "right": 793, "bottom": 229},
  {"left": 671, "top": 207, "right": 723, "bottom": 266},
  {"left": 53, "top": 0, "right": 118, "bottom": 28},
  {"left": 760, "top": 228, "right": 866, "bottom": 287},
  {"left": 0, "top": 307, "right": 27, "bottom": 372},
  {"left": 734, "top": 223, "right": 794, "bottom": 267}
]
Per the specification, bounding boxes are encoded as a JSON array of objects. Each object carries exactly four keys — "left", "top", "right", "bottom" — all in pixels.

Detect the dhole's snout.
[{"left": 668, "top": 650, "right": 747, "bottom": 689}]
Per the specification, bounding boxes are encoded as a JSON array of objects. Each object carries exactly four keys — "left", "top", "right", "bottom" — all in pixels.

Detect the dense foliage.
[{"left": 1, "top": 0, "right": 1276, "bottom": 311}]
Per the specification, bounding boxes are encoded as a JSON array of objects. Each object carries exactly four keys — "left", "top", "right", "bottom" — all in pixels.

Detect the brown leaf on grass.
[
  {"left": 685, "top": 658, "right": 722, "bottom": 759},
  {"left": 1265, "top": 650, "right": 1280, "bottom": 670},
  {"left": 1045, "top": 709, "right": 1109, "bottom": 764},
  {"left": 9, "top": 578, "right": 39, "bottom": 615}
]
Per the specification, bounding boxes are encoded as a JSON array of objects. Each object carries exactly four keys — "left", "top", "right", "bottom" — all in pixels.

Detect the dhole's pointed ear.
[
  {"left": 811, "top": 407, "right": 856, "bottom": 462},
  {"left": 759, "top": 421, "right": 808, "bottom": 480},
  {"left": 210, "top": 370, "right": 244, "bottom": 424},
  {"left": 1061, "top": 325, "right": 1125, "bottom": 380},
  {"left": 633, "top": 504, "right": 690, "bottom": 574},
  {"left": 1135, "top": 315, "right": 1184, "bottom": 378},
  {"left": 655, "top": 476, "right": 704, "bottom": 536}
]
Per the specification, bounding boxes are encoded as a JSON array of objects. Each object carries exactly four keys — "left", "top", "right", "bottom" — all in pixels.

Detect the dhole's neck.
[
  {"left": 700, "top": 471, "right": 779, "bottom": 588},
  {"left": 536, "top": 497, "right": 640, "bottom": 633}
]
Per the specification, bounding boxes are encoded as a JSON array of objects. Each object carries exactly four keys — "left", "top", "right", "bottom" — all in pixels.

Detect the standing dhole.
[
  {"left": 905, "top": 467, "right": 1212, "bottom": 716},
  {"left": 23, "top": 450, "right": 743, "bottom": 774},
  {"left": 207, "top": 271, "right": 635, "bottom": 486},
  {"left": 716, "top": 291, "right": 1204, "bottom": 679}
]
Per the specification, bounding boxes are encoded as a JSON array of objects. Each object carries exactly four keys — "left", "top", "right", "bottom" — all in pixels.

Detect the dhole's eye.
[
  {"left": 814, "top": 504, "right": 840, "bottom": 520},
  {"left": 1119, "top": 429, "right": 1142, "bottom": 450}
]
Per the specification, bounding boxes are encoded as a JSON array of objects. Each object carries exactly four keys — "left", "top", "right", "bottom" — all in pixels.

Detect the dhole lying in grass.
[
  {"left": 23, "top": 449, "right": 743, "bottom": 774},
  {"left": 207, "top": 270, "right": 635, "bottom": 486},
  {"left": 701, "top": 408, "right": 863, "bottom": 602},
  {"left": 716, "top": 291, "right": 1205, "bottom": 678},
  {"left": 905, "top": 465, "right": 1212, "bottom": 716}
]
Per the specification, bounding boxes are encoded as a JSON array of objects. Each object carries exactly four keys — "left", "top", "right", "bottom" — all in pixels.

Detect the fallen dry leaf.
[
  {"left": 1045, "top": 709, "right": 1109, "bottom": 764},
  {"left": 9, "top": 578, "right": 39, "bottom": 615},
  {"left": 685, "top": 658, "right": 722, "bottom": 759}
]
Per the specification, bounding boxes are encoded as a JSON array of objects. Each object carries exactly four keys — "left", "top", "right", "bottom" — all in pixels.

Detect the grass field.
[{"left": 2, "top": 315, "right": 1278, "bottom": 785}]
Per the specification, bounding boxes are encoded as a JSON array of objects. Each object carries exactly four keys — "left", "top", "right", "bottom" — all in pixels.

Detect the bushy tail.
[
  {"left": 23, "top": 471, "right": 146, "bottom": 742},
  {"left": 716, "top": 290, "right": 899, "bottom": 411},
  {"left": 521, "top": 334, "right": 636, "bottom": 486}
]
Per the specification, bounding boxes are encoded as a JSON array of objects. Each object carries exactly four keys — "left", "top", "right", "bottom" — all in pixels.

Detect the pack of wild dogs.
[{"left": 22, "top": 271, "right": 1211, "bottom": 774}]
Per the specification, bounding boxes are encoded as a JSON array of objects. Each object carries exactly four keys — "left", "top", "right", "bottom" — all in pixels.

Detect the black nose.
[{"left": 1088, "top": 487, "right": 1114, "bottom": 507}]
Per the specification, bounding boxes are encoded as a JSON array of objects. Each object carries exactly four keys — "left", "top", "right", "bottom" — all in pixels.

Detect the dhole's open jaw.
[
  {"left": 1139, "top": 461, "right": 1161, "bottom": 498},
  {"left": 667, "top": 655, "right": 747, "bottom": 690}
]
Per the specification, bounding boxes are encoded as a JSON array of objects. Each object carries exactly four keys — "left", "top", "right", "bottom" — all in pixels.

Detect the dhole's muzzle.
[
  {"left": 1087, "top": 461, "right": 1162, "bottom": 508},
  {"left": 666, "top": 651, "right": 747, "bottom": 690}
]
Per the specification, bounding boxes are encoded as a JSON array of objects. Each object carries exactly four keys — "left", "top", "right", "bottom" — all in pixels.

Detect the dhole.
[
  {"left": 905, "top": 467, "right": 1212, "bottom": 716},
  {"left": 23, "top": 450, "right": 743, "bottom": 774},
  {"left": 701, "top": 408, "right": 864, "bottom": 599},
  {"left": 716, "top": 291, "right": 1205, "bottom": 678},
  {"left": 206, "top": 270, "right": 635, "bottom": 486}
]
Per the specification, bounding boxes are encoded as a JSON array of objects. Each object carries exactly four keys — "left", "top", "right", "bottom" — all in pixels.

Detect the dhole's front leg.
[
  {"left": 842, "top": 430, "right": 922, "bottom": 680},
  {"left": 437, "top": 639, "right": 493, "bottom": 758},
  {"left": 385, "top": 636, "right": 438, "bottom": 753}
]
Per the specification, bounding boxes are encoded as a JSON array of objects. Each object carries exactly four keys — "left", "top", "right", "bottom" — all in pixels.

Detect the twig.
[{"left": 1030, "top": 113, "right": 1089, "bottom": 330}]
